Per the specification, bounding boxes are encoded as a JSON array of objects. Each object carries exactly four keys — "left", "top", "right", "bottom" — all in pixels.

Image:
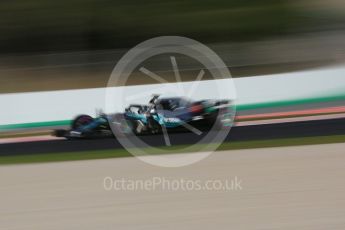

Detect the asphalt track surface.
[
  {"left": 1, "top": 117, "right": 345, "bottom": 155},
  {"left": 1, "top": 143, "right": 345, "bottom": 229}
]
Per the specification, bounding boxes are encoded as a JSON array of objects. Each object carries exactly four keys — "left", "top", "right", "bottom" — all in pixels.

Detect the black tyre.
[{"left": 72, "top": 115, "right": 94, "bottom": 130}]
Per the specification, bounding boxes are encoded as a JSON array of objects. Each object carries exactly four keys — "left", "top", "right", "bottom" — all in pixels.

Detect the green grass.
[
  {"left": 1, "top": 134, "right": 345, "bottom": 165},
  {"left": 0, "top": 0, "right": 298, "bottom": 53}
]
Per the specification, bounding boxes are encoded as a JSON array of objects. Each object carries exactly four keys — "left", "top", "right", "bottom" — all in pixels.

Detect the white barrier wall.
[{"left": 1, "top": 65, "right": 345, "bottom": 126}]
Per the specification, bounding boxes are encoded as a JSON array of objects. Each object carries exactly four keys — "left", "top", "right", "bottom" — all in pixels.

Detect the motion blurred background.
[
  {"left": 1, "top": 0, "right": 345, "bottom": 93},
  {"left": 2, "top": 2, "right": 345, "bottom": 229}
]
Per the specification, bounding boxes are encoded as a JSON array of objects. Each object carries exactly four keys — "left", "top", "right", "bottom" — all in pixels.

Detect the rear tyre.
[{"left": 72, "top": 115, "right": 94, "bottom": 130}]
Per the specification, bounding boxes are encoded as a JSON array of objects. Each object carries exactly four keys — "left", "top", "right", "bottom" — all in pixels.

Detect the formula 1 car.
[{"left": 54, "top": 95, "right": 234, "bottom": 139}]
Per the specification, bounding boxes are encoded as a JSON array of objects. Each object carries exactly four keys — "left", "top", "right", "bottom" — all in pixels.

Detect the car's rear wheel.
[{"left": 72, "top": 115, "right": 94, "bottom": 130}]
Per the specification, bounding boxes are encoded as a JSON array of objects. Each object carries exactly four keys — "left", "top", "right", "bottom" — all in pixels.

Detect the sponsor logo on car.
[{"left": 163, "top": 117, "right": 181, "bottom": 123}]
